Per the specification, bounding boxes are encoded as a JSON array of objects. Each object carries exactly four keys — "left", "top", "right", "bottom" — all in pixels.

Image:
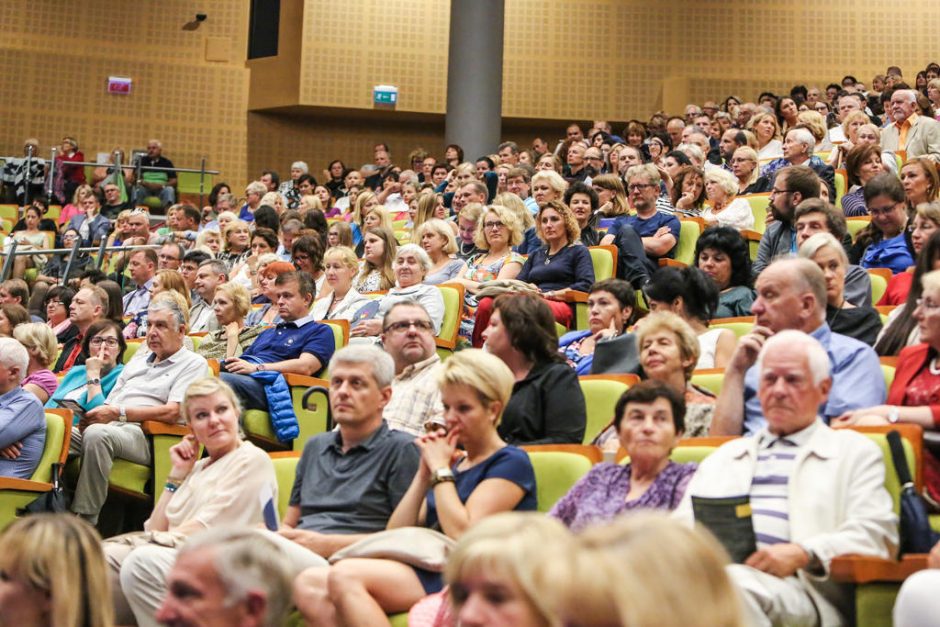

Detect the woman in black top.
[
  {"left": 482, "top": 292, "right": 587, "bottom": 445},
  {"left": 800, "top": 232, "right": 882, "bottom": 346}
]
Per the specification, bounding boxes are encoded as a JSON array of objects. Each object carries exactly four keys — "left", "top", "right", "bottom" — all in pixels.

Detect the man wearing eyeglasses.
[
  {"left": 381, "top": 302, "right": 443, "bottom": 436},
  {"left": 752, "top": 166, "right": 821, "bottom": 277},
  {"left": 101, "top": 183, "right": 131, "bottom": 218},
  {"left": 606, "top": 164, "right": 680, "bottom": 267}
]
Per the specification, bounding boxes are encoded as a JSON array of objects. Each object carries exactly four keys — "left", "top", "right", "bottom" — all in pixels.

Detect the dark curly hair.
[
  {"left": 492, "top": 293, "right": 563, "bottom": 365},
  {"left": 644, "top": 266, "right": 720, "bottom": 323},
  {"left": 694, "top": 226, "right": 753, "bottom": 289}
]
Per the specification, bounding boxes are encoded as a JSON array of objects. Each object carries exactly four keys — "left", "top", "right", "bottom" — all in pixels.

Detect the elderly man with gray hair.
[
  {"left": 0, "top": 337, "right": 45, "bottom": 478},
  {"left": 155, "top": 527, "right": 293, "bottom": 627},
  {"left": 880, "top": 88, "right": 940, "bottom": 161},
  {"left": 70, "top": 296, "right": 208, "bottom": 524},
  {"left": 256, "top": 344, "right": 419, "bottom": 573},
  {"left": 676, "top": 330, "right": 897, "bottom": 626}
]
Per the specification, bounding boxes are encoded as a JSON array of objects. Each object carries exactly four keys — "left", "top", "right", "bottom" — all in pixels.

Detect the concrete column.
[{"left": 445, "top": 0, "right": 504, "bottom": 161}]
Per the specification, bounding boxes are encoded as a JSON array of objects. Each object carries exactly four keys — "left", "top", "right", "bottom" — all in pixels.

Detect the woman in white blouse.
[
  {"left": 310, "top": 246, "right": 369, "bottom": 321},
  {"left": 701, "top": 168, "right": 755, "bottom": 231},
  {"left": 104, "top": 378, "right": 278, "bottom": 626}
]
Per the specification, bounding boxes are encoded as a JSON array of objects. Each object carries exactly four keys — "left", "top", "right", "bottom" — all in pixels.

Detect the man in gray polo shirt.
[{"left": 263, "top": 344, "right": 419, "bottom": 571}]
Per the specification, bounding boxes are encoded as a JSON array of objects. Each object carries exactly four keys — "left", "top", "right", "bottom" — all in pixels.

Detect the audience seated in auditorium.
[
  {"left": 124, "top": 269, "right": 191, "bottom": 339},
  {"left": 482, "top": 293, "right": 586, "bottom": 445},
  {"left": 54, "top": 285, "right": 108, "bottom": 373},
  {"left": 677, "top": 330, "right": 896, "bottom": 626},
  {"left": 881, "top": 89, "right": 940, "bottom": 161},
  {"left": 350, "top": 244, "right": 445, "bottom": 341},
  {"left": 793, "top": 198, "right": 873, "bottom": 307},
  {"left": 381, "top": 302, "right": 444, "bottom": 436},
  {"left": 106, "top": 378, "right": 279, "bottom": 625},
  {"left": 694, "top": 226, "right": 756, "bottom": 318},
  {"left": 752, "top": 165, "right": 821, "bottom": 277},
  {"left": 559, "top": 279, "right": 636, "bottom": 375},
  {"left": 190, "top": 259, "right": 227, "bottom": 333},
  {"left": 310, "top": 246, "right": 369, "bottom": 321},
  {"left": 850, "top": 173, "right": 915, "bottom": 274},
  {"left": 553, "top": 380, "right": 696, "bottom": 531},
  {"left": 0, "top": 337, "right": 45, "bottom": 479},
  {"left": 798, "top": 233, "right": 882, "bottom": 346},
  {"left": 711, "top": 258, "right": 884, "bottom": 436},
  {"left": 46, "top": 319, "right": 125, "bottom": 415},
  {"left": 70, "top": 297, "right": 208, "bottom": 525},
  {"left": 196, "top": 282, "right": 262, "bottom": 361},
  {"left": 132, "top": 139, "right": 177, "bottom": 208},
  {"left": 13, "top": 322, "right": 58, "bottom": 404},
  {"left": 121, "top": 248, "right": 157, "bottom": 318},
  {"left": 900, "top": 157, "right": 938, "bottom": 211},
  {"left": 292, "top": 348, "right": 536, "bottom": 624},
  {"left": 645, "top": 266, "right": 737, "bottom": 369},
  {"left": 219, "top": 272, "right": 334, "bottom": 412}
]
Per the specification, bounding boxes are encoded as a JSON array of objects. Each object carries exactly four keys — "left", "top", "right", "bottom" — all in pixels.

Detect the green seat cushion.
[
  {"left": 527, "top": 451, "right": 593, "bottom": 513},
  {"left": 109, "top": 459, "right": 151, "bottom": 493}
]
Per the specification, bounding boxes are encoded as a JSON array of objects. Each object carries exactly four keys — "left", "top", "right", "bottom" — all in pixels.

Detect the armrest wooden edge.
[
  {"left": 829, "top": 554, "right": 928, "bottom": 584},
  {"left": 141, "top": 421, "right": 190, "bottom": 437},
  {"left": 284, "top": 373, "right": 328, "bottom": 388},
  {"left": 561, "top": 290, "right": 589, "bottom": 303},
  {"left": 0, "top": 478, "right": 52, "bottom": 492}
]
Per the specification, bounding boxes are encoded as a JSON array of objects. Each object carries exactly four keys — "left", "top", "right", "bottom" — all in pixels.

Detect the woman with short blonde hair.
[
  {"left": 748, "top": 111, "right": 783, "bottom": 160},
  {"left": 416, "top": 219, "right": 465, "bottom": 285},
  {"left": 702, "top": 168, "right": 754, "bottom": 230},
  {"left": 531, "top": 170, "right": 568, "bottom": 206},
  {"left": 591, "top": 174, "right": 630, "bottom": 217}
]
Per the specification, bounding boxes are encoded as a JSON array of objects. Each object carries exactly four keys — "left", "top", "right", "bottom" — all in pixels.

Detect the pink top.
[{"left": 22, "top": 369, "right": 59, "bottom": 397}]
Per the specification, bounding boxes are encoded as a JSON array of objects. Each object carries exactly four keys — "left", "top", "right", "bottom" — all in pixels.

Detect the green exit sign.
[{"left": 373, "top": 85, "right": 398, "bottom": 106}]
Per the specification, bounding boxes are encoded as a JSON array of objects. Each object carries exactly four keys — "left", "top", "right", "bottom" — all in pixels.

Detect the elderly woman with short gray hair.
[
  {"left": 702, "top": 168, "right": 754, "bottom": 230},
  {"left": 350, "top": 244, "right": 446, "bottom": 339},
  {"left": 799, "top": 232, "right": 882, "bottom": 346}
]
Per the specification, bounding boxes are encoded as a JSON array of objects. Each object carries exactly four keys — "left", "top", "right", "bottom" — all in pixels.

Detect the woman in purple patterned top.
[{"left": 550, "top": 380, "right": 697, "bottom": 532}]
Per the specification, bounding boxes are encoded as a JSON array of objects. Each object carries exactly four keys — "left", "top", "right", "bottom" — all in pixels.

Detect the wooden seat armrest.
[
  {"left": 829, "top": 554, "right": 928, "bottom": 583},
  {"left": 0, "top": 477, "right": 52, "bottom": 492},
  {"left": 521, "top": 444, "right": 604, "bottom": 464},
  {"left": 560, "top": 290, "right": 589, "bottom": 303},
  {"left": 741, "top": 229, "right": 763, "bottom": 242},
  {"left": 283, "top": 374, "right": 328, "bottom": 388},
  {"left": 140, "top": 421, "right": 190, "bottom": 437},
  {"left": 658, "top": 258, "right": 688, "bottom": 268},
  {"left": 436, "top": 337, "right": 457, "bottom": 350}
]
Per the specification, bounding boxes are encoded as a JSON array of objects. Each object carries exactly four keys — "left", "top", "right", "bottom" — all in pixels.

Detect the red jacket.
[{"left": 889, "top": 343, "right": 940, "bottom": 426}]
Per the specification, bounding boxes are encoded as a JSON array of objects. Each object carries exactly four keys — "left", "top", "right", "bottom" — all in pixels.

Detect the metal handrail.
[{"left": 0, "top": 240, "right": 161, "bottom": 283}]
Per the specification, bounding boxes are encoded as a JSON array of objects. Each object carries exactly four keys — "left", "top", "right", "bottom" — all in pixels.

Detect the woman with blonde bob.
[
  {"left": 443, "top": 512, "right": 571, "bottom": 626},
  {"left": 530, "top": 170, "right": 568, "bottom": 207},
  {"left": 591, "top": 173, "right": 630, "bottom": 217},
  {"left": 310, "top": 245, "right": 369, "bottom": 321},
  {"left": 416, "top": 218, "right": 467, "bottom": 284},
  {"left": 0, "top": 513, "right": 114, "bottom": 627},
  {"left": 539, "top": 513, "right": 745, "bottom": 627},
  {"left": 748, "top": 111, "right": 783, "bottom": 160},
  {"left": 293, "top": 349, "right": 538, "bottom": 624},
  {"left": 106, "top": 377, "right": 279, "bottom": 626}
]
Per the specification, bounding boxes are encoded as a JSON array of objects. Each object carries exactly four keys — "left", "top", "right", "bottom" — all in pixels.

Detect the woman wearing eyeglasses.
[{"left": 45, "top": 319, "right": 126, "bottom": 417}]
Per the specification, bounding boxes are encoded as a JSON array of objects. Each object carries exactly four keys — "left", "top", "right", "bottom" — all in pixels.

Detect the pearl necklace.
[{"left": 929, "top": 357, "right": 940, "bottom": 376}]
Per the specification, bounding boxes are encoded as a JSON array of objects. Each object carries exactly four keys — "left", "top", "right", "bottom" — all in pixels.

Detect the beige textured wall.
[{"left": 0, "top": 0, "right": 251, "bottom": 188}]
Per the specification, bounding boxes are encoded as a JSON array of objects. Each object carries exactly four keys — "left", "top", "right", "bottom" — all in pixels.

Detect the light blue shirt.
[
  {"left": 122, "top": 277, "right": 154, "bottom": 318},
  {"left": 0, "top": 387, "right": 45, "bottom": 479},
  {"left": 742, "top": 324, "right": 886, "bottom": 436}
]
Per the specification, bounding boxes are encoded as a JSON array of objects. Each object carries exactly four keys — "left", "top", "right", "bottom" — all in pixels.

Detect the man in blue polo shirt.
[
  {"left": 220, "top": 271, "right": 334, "bottom": 411},
  {"left": 607, "top": 164, "right": 680, "bottom": 268}
]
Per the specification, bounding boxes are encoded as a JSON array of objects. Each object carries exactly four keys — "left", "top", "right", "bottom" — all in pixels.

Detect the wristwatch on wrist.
[
  {"left": 119, "top": 405, "right": 127, "bottom": 423},
  {"left": 430, "top": 467, "right": 456, "bottom": 488},
  {"left": 888, "top": 406, "right": 901, "bottom": 424},
  {"left": 87, "top": 377, "right": 101, "bottom": 385}
]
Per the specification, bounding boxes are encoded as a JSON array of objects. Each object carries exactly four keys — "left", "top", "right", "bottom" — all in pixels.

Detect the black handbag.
[
  {"left": 886, "top": 430, "right": 939, "bottom": 555},
  {"left": 17, "top": 462, "right": 68, "bottom": 516}
]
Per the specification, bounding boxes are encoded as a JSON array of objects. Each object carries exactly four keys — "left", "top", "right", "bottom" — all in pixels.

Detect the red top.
[
  {"left": 59, "top": 151, "right": 87, "bottom": 184},
  {"left": 878, "top": 271, "right": 914, "bottom": 306},
  {"left": 889, "top": 343, "right": 940, "bottom": 426}
]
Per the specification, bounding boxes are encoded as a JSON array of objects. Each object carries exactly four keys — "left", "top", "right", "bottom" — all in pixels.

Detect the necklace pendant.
[{"left": 544, "top": 257, "right": 551, "bottom": 265}]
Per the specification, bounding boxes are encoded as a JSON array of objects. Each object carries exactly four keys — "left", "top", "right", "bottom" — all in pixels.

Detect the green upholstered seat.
[
  {"left": 526, "top": 451, "right": 593, "bottom": 513},
  {"left": 578, "top": 376, "right": 633, "bottom": 444}
]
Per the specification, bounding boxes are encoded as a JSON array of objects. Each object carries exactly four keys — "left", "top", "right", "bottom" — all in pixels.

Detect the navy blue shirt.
[
  {"left": 243, "top": 315, "right": 335, "bottom": 375},
  {"left": 516, "top": 244, "right": 595, "bottom": 293},
  {"left": 425, "top": 446, "right": 537, "bottom": 529},
  {"left": 611, "top": 211, "right": 681, "bottom": 259}
]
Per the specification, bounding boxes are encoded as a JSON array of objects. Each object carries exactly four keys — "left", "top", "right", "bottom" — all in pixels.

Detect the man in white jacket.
[{"left": 675, "top": 330, "right": 898, "bottom": 626}]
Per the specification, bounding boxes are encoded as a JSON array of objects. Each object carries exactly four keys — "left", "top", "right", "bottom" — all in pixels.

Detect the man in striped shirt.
[{"left": 676, "top": 330, "right": 897, "bottom": 626}]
